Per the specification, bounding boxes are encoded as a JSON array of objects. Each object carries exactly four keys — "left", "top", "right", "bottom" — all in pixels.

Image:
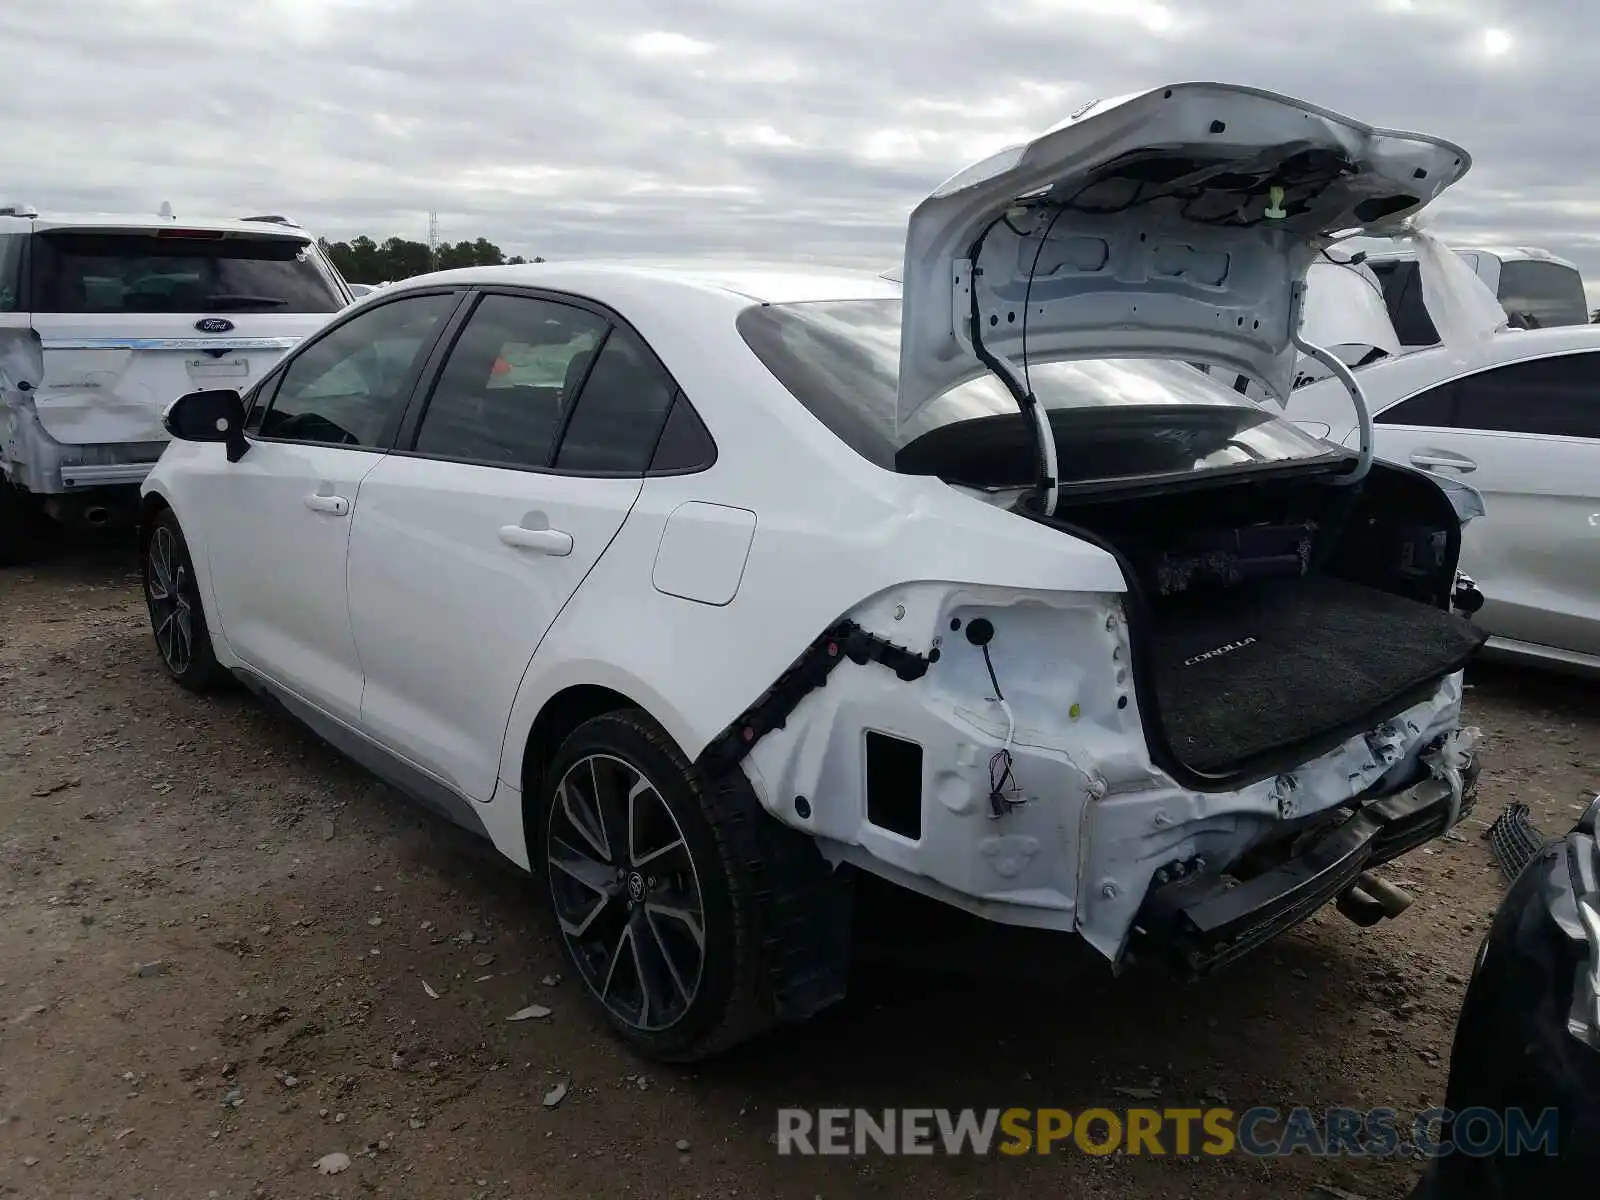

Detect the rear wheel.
[
  {"left": 141, "top": 509, "right": 229, "bottom": 691},
  {"left": 538, "top": 709, "right": 772, "bottom": 1061}
]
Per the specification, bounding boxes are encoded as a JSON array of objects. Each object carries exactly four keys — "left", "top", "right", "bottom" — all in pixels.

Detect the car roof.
[
  {"left": 386, "top": 260, "right": 903, "bottom": 308},
  {"left": 23, "top": 212, "right": 313, "bottom": 237}
]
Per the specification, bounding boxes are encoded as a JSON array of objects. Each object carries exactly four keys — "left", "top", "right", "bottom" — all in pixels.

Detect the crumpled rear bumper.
[{"left": 1134, "top": 749, "right": 1480, "bottom": 975}]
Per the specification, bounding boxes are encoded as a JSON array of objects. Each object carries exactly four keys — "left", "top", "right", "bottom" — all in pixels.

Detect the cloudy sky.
[{"left": 4, "top": 0, "right": 1593, "bottom": 291}]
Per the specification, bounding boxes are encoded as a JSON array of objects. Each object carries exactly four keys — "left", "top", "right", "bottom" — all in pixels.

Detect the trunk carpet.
[{"left": 1145, "top": 576, "right": 1487, "bottom": 776}]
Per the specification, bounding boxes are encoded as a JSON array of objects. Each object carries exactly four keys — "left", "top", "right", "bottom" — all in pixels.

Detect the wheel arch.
[
  {"left": 136, "top": 488, "right": 171, "bottom": 545},
  {"left": 510, "top": 672, "right": 702, "bottom": 860},
  {"left": 135, "top": 482, "right": 234, "bottom": 668}
]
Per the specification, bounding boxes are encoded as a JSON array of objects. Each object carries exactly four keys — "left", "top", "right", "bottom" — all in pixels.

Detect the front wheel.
[
  {"left": 140, "top": 509, "right": 230, "bottom": 691},
  {"left": 538, "top": 709, "right": 773, "bottom": 1061}
]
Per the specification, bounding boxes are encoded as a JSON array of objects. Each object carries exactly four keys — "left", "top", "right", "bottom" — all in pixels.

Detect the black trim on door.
[
  {"left": 389, "top": 289, "right": 488, "bottom": 451},
  {"left": 543, "top": 324, "right": 614, "bottom": 458}
]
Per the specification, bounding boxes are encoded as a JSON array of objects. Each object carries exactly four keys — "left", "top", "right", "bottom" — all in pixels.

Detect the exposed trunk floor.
[{"left": 1146, "top": 576, "right": 1487, "bottom": 775}]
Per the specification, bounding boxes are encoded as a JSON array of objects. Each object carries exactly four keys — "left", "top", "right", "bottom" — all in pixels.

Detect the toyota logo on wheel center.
[{"left": 626, "top": 872, "right": 646, "bottom": 903}]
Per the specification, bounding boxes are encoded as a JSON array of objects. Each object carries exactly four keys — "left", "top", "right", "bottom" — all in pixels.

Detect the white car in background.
[
  {"left": 1361, "top": 242, "right": 1590, "bottom": 339},
  {"left": 0, "top": 205, "right": 349, "bottom": 560},
  {"left": 140, "top": 82, "right": 1490, "bottom": 1060},
  {"left": 1290, "top": 325, "right": 1600, "bottom": 674}
]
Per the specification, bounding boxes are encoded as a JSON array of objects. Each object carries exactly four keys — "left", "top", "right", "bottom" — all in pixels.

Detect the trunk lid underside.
[{"left": 897, "top": 81, "right": 1472, "bottom": 434}]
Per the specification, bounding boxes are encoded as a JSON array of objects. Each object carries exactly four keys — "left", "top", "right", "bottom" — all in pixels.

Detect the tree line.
[{"left": 316, "top": 235, "right": 543, "bottom": 284}]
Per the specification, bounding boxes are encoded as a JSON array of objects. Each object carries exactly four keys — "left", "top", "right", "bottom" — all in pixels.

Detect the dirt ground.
[{"left": 2, "top": 535, "right": 1596, "bottom": 1200}]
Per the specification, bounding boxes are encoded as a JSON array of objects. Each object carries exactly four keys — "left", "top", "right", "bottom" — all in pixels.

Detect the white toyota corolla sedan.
[{"left": 139, "top": 82, "right": 1491, "bottom": 1061}]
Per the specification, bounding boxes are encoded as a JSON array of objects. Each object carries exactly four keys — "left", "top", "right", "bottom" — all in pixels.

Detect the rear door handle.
[
  {"left": 1409, "top": 449, "right": 1478, "bottom": 473},
  {"left": 304, "top": 493, "right": 351, "bottom": 516},
  {"left": 499, "top": 524, "right": 573, "bottom": 556}
]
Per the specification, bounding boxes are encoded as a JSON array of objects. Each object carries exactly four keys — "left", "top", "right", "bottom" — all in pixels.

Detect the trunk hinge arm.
[
  {"left": 1289, "top": 279, "right": 1374, "bottom": 487},
  {"left": 954, "top": 257, "right": 1061, "bottom": 515},
  {"left": 701, "top": 620, "right": 931, "bottom": 774}
]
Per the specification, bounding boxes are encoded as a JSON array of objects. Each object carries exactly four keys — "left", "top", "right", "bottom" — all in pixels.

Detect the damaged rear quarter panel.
[
  {"left": 0, "top": 320, "right": 44, "bottom": 470},
  {"left": 743, "top": 581, "right": 1139, "bottom": 923}
]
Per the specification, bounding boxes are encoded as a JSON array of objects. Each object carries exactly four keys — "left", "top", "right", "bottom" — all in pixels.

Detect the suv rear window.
[
  {"left": 1495, "top": 260, "right": 1588, "bottom": 329},
  {"left": 30, "top": 231, "right": 343, "bottom": 314}
]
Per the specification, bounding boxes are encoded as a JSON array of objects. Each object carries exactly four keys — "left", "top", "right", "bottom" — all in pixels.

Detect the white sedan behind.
[{"left": 1289, "top": 324, "right": 1600, "bottom": 674}]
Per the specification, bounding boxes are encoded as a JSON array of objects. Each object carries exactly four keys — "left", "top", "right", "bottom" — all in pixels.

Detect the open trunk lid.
[
  {"left": 26, "top": 223, "right": 345, "bottom": 445},
  {"left": 897, "top": 82, "right": 1472, "bottom": 440}
]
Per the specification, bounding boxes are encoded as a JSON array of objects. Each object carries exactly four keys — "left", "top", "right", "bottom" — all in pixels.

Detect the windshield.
[
  {"left": 736, "top": 298, "right": 1334, "bottom": 486},
  {"left": 31, "top": 231, "right": 344, "bottom": 314}
]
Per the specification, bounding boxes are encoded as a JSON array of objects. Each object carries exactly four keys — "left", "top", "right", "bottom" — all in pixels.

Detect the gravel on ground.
[{"left": 2, "top": 536, "right": 1595, "bottom": 1199}]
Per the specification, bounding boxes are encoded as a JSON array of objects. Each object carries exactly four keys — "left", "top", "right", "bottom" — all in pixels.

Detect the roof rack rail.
[
  {"left": 244, "top": 214, "right": 299, "bottom": 226},
  {"left": 0, "top": 201, "right": 39, "bottom": 218}
]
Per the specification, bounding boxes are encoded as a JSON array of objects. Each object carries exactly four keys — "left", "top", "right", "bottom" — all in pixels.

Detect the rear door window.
[
  {"left": 1380, "top": 352, "right": 1600, "bottom": 439},
  {"left": 1453, "top": 353, "right": 1600, "bottom": 438},
  {"left": 30, "top": 230, "right": 343, "bottom": 314},
  {"left": 1376, "top": 382, "right": 1458, "bottom": 427},
  {"left": 410, "top": 293, "right": 608, "bottom": 469}
]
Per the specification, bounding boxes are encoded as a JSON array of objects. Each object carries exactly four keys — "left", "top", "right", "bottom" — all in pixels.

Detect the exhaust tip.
[
  {"left": 1354, "top": 870, "right": 1415, "bottom": 918},
  {"left": 1337, "top": 870, "right": 1415, "bottom": 927},
  {"left": 82, "top": 505, "right": 111, "bottom": 527}
]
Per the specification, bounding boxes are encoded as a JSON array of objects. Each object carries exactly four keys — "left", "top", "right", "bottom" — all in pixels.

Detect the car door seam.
[
  {"left": 343, "top": 452, "right": 396, "bottom": 711},
  {"left": 489, "top": 478, "right": 649, "bottom": 801}
]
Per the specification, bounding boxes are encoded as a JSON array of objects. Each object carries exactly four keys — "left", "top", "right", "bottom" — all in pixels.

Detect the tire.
[
  {"left": 0, "top": 478, "right": 43, "bottom": 567},
  {"left": 537, "top": 709, "right": 773, "bottom": 1062},
  {"left": 140, "top": 508, "right": 230, "bottom": 692}
]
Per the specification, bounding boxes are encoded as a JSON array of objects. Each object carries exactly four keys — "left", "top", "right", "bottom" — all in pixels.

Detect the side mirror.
[{"left": 163, "top": 388, "right": 250, "bottom": 462}]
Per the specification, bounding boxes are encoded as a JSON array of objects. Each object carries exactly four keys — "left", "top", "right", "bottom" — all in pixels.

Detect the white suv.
[{"left": 0, "top": 205, "right": 349, "bottom": 560}]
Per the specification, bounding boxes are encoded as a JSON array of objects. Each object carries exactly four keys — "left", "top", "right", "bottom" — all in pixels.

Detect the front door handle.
[
  {"left": 304, "top": 493, "right": 351, "bottom": 516},
  {"left": 499, "top": 524, "right": 573, "bottom": 556},
  {"left": 1409, "top": 448, "right": 1478, "bottom": 473}
]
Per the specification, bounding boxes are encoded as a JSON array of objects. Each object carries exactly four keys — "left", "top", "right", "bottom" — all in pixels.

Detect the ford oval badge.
[{"left": 195, "top": 317, "right": 235, "bottom": 334}]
